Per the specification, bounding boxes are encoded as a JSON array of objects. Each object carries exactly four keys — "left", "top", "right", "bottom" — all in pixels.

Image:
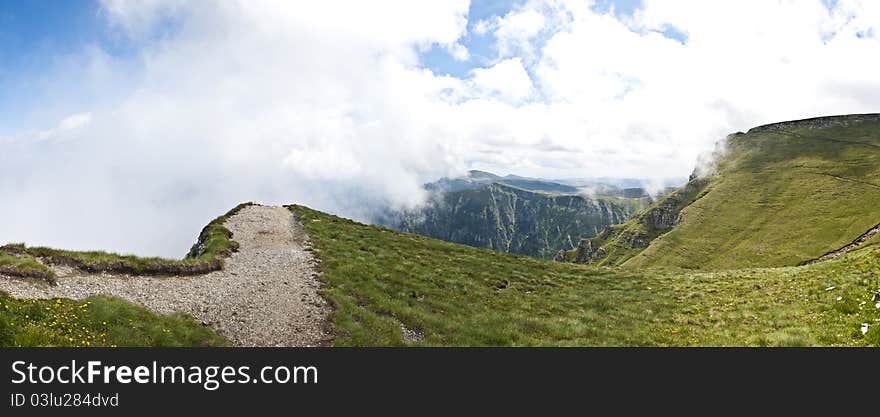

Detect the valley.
[{"left": 377, "top": 171, "right": 654, "bottom": 259}]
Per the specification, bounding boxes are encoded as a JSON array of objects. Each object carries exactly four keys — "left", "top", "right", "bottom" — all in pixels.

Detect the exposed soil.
[{"left": 0, "top": 205, "right": 332, "bottom": 347}]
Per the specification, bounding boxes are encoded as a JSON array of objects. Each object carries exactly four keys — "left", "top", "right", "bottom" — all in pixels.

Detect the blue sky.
[
  {"left": 0, "top": 1, "right": 103, "bottom": 66},
  {"left": 0, "top": 0, "right": 160, "bottom": 132},
  {"left": 0, "top": 1, "right": 102, "bottom": 131}
]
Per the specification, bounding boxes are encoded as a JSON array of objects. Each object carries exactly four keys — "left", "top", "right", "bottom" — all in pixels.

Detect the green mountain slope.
[
  {"left": 560, "top": 177, "right": 711, "bottom": 266},
  {"left": 381, "top": 182, "right": 648, "bottom": 259},
  {"left": 571, "top": 114, "right": 880, "bottom": 270},
  {"left": 291, "top": 205, "right": 880, "bottom": 346}
]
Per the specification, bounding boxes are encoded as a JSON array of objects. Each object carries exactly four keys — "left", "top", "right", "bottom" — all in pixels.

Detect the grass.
[
  {"left": 625, "top": 121, "right": 880, "bottom": 270},
  {"left": 0, "top": 252, "right": 55, "bottom": 283},
  {"left": 291, "top": 204, "right": 880, "bottom": 347},
  {"left": 0, "top": 292, "right": 224, "bottom": 347},
  {"left": 0, "top": 202, "right": 253, "bottom": 277},
  {"left": 186, "top": 202, "right": 254, "bottom": 261}
]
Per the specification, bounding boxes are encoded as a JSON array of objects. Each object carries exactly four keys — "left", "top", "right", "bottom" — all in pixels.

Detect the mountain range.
[{"left": 376, "top": 171, "right": 659, "bottom": 258}]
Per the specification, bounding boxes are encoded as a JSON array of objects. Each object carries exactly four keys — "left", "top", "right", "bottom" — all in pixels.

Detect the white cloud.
[
  {"left": 57, "top": 113, "right": 93, "bottom": 130},
  {"left": 472, "top": 19, "right": 492, "bottom": 35},
  {"left": 470, "top": 58, "right": 535, "bottom": 103},
  {"left": 3, "top": 0, "right": 880, "bottom": 256},
  {"left": 493, "top": 7, "right": 547, "bottom": 58},
  {"left": 38, "top": 112, "right": 93, "bottom": 141},
  {"left": 1, "top": 112, "right": 93, "bottom": 143},
  {"left": 447, "top": 42, "right": 471, "bottom": 61}
]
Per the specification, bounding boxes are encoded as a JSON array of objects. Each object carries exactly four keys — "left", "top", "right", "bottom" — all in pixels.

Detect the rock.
[
  {"left": 574, "top": 239, "right": 593, "bottom": 263},
  {"left": 574, "top": 239, "right": 607, "bottom": 263},
  {"left": 639, "top": 178, "right": 709, "bottom": 231},
  {"left": 553, "top": 250, "right": 567, "bottom": 262},
  {"left": 642, "top": 202, "right": 680, "bottom": 229},
  {"left": 622, "top": 230, "right": 651, "bottom": 248}
]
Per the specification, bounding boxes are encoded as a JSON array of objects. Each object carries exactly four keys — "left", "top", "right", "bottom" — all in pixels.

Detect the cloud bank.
[{"left": 1, "top": 0, "right": 879, "bottom": 256}]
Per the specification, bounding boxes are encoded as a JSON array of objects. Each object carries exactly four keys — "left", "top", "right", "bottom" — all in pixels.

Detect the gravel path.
[{"left": 0, "top": 205, "right": 332, "bottom": 347}]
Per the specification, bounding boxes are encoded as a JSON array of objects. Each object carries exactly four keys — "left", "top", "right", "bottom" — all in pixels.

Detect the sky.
[{"left": 1, "top": 0, "right": 879, "bottom": 257}]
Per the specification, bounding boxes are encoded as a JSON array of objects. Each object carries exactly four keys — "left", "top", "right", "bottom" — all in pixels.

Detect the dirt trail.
[{"left": 0, "top": 205, "right": 332, "bottom": 347}]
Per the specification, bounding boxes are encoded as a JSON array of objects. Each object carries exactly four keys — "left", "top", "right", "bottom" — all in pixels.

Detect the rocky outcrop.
[
  {"left": 639, "top": 177, "right": 709, "bottom": 230},
  {"left": 574, "top": 239, "right": 607, "bottom": 263},
  {"left": 620, "top": 230, "right": 652, "bottom": 249},
  {"left": 641, "top": 200, "right": 681, "bottom": 230},
  {"left": 553, "top": 250, "right": 567, "bottom": 262}
]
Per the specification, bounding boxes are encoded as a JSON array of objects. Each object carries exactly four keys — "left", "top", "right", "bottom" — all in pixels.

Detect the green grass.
[
  {"left": 625, "top": 121, "right": 880, "bottom": 270},
  {"left": 0, "top": 292, "right": 224, "bottom": 347},
  {"left": 0, "top": 202, "right": 253, "bottom": 276},
  {"left": 291, "top": 204, "right": 880, "bottom": 347},
  {"left": 0, "top": 252, "right": 55, "bottom": 283},
  {"left": 865, "top": 232, "right": 880, "bottom": 248},
  {"left": 186, "top": 202, "right": 254, "bottom": 261}
]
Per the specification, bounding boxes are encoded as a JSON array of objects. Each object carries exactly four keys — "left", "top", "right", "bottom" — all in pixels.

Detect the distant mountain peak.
[{"left": 467, "top": 170, "right": 501, "bottom": 179}]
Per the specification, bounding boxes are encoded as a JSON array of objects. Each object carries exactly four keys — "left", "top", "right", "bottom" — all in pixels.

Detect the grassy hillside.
[
  {"left": 0, "top": 292, "right": 224, "bottom": 347},
  {"left": 625, "top": 115, "right": 880, "bottom": 270},
  {"left": 382, "top": 183, "right": 647, "bottom": 259},
  {"left": 564, "top": 115, "right": 880, "bottom": 270},
  {"left": 291, "top": 205, "right": 880, "bottom": 347}
]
